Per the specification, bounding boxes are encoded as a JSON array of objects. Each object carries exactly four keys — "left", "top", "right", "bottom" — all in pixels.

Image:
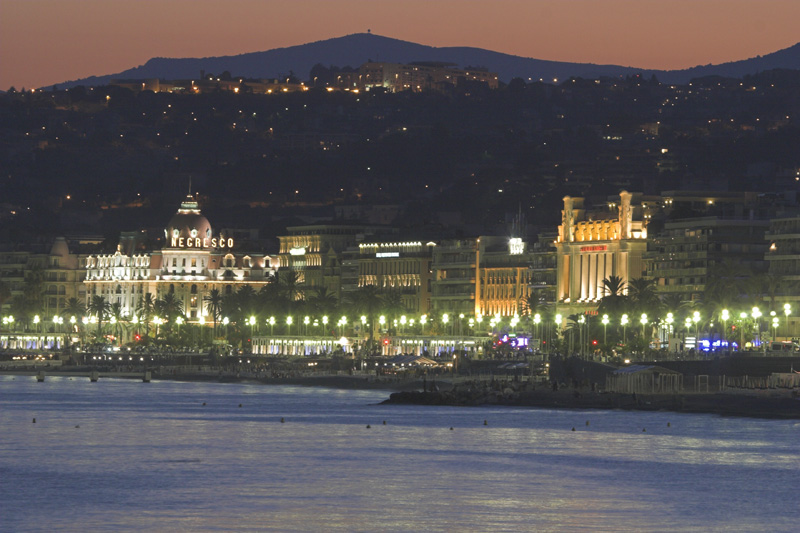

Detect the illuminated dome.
[{"left": 165, "top": 194, "right": 212, "bottom": 245}]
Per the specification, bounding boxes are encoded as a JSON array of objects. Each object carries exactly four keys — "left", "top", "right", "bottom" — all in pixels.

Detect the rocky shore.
[{"left": 382, "top": 380, "right": 800, "bottom": 419}]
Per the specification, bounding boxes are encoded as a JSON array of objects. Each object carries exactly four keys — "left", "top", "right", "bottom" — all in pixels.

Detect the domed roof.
[{"left": 165, "top": 195, "right": 212, "bottom": 245}]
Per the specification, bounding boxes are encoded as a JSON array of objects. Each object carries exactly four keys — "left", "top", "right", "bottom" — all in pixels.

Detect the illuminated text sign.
[{"left": 171, "top": 237, "right": 234, "bottom": 249}]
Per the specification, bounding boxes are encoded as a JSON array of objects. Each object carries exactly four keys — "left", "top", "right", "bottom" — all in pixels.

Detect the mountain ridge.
[{"left": 57, "top": 33, "right": 800, "bottom": 88}]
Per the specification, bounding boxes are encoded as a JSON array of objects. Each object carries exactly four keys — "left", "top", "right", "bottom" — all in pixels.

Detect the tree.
[
  {"left": 628, "top": 277, "right": 660, "bottom": 315},
  {"left": 307, "top": 286, "right": 338, "bottom": 316},
  {"left": 597, "top": 275, "right": 628, "bottom": 317},
  {"left": 278, "top": 270, "right": 304, "bottom": 305},
  {"left": 137, "top": 293, "right": 156, "bottom": 339},
  {"left": 347, "top": 285, "right": 382, "bottom": 344},
  {"left": 380, "top": 289, "right": 406, "bottom": 335},
  {"left": 155, "top": 293, "right": 184, "bottom": 341},
  {"left": 203, "top": 289, "right": 223, "bottom": 337},
  {"left": 109, "top": 302, "right": 125, "bottom": 345},
  {"left": 88, "top": 295, "right": 110, "bottom": 338},
  {"left": 62, "top": 297, "right": 86, "bottom": 320}
]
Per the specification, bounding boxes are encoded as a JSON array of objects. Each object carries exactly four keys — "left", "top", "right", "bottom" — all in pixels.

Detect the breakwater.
[{"left": 382, "top": 379, "right": 800, "bottom": 419}]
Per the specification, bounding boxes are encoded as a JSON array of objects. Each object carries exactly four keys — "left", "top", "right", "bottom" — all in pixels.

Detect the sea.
[{"left": 1, "top": 375, "right": 798, "bottom": 532}]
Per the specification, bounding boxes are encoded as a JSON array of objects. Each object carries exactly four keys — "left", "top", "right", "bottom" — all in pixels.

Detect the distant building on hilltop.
[{"left": 334, "top": 61, "right": 499, "bottom": 93}]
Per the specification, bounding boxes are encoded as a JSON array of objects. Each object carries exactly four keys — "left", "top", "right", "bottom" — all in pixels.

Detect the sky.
[{"left": 2, "top": 0, "right": 799, "bottom": 90}]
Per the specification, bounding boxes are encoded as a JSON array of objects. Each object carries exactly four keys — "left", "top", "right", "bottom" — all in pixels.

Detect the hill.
[{"left": 58, "top": 33, "right": 800, "bottom": 88}]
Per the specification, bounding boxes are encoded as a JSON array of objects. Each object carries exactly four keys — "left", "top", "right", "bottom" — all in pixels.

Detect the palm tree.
[
  {"left": 307, "top": 287, "right": 338, "bottom": 316},
  {"left": 156, "top": 292, "right": 184, "bottom": 322},
  {"left": 521, "top": 293, "right": 548, "bottom": 335},
  {"left": 279, "top": 270, "right": 305, "bottom": 306},
  {"left": 155, "top": 293, "right": 184, "bottom": 341},
  {"left": 381, "top": 289, "right": 406, "bottom": 335},
  {"left": 203, "top": 289, "right": 223, "bottom": 337},
  {"left": 628, "top": 277, "right": 660, "bottom": 315},
  {"left": 598, "top": 275, "right": 629, "bottom": 317},
  {"left": 88, "top": 295, "right": 110, "bottom": 338},
  {"left": 136, "top": 293, "right": 156, "bottom": 339},
  {"left": 109, "top": 302, "right": 125, "bottom": 345},
  {"left": 62, "top": 297, "right": 86, "bottom": 320},
  {"left": 347, "top": 285, "right": 382, "bottom": 344}
]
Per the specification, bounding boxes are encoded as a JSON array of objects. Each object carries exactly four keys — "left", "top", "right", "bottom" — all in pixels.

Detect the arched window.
[
  {"left": 225, "top": 285, "right": 232, "bottom": 295},
  {"left": 169, "top": 284, "right": 175, "bottom": 294},
  {"left": 191, "top": 284, "right": 197, "bottom": 294}
]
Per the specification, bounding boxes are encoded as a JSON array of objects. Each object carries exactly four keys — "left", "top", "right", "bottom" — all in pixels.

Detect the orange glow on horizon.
[{"left": 1, "top": 0, "right": 799, "bottom": 90}]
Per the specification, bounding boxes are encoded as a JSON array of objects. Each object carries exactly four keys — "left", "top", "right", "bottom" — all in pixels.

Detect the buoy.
[
  {"left": 667, "top": 422, "right": 671, "bottom": 427},
  {"left": 75, "top": 425, "right": 80, "bottom": 428},
  {"left": 32, "top": 418, "right": 36, "bottom": 424},
  {"left": 643, "top": 428, "right": 646, "bottom": 432},
  {"left": 450, "top": 427, "right": 454, "bottom": 430},
  {"left": 586, "top": 421, "right": 590, "bottom": 426},
  {"left": 238, "top": 404, "right": 242, "bottom": 408},
  {"left": 571, "top": 427, "right": 575, "bottom": 431},
  {"left": 366, "top": 424, "right": 371, "bottom": 428},
  {"left": 382, "top": 420, "right": 386, "bottom": 425},
  {"left": 280, "top": 417, "right": 285, "bottom": 423},
  {"left": 483, "top": 420, "right": 488, "bottom": 426},
  {"left": 202, "top": 402, "right": 206, "bottom": 406}
]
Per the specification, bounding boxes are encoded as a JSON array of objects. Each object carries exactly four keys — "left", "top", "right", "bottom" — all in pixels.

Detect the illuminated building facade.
[
  {"left": 356, "top": 240, "right": 435, "bottom": 314},
  {"left": 556, "top": 191, "right": 650, "bottom": 311},
  {"left": 277, "top": 225, "right": 395, "bottom": 300},
  {"left": 84, "top": 195, "right": 276, "bottom": 321},
  {"left": 475, "top": 236, "right": 534, "bottom": 317}
]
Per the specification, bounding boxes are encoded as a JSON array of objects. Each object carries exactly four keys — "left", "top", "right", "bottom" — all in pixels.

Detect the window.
[{"left": 191, "top": 258, "right": 197, "bottom": 268}]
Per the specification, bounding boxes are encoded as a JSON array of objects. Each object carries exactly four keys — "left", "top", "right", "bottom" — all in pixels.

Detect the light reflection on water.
[{"left": 1, "top": 376, "right": 798, "bottom": 532}]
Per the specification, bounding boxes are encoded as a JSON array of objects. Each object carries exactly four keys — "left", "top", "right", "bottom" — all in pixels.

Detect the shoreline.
[{"left": 5, "top": 368, "right": 800, "bottom": 419}]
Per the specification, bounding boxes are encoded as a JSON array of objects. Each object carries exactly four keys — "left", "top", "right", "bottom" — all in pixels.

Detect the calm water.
[{"left": 1, "top": 376, "right": 798, "bottom": 532}]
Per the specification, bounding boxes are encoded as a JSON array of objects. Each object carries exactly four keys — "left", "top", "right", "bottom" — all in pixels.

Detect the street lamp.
[
  {"left": 601, "top": 314, "right": 609, "bottom": 345},
  {"left": 621, "top": 314, "right": 629, "bottom": 345},
  {"left": 248, "top": 315, "right": 256, "bottom": 340},
  {"left": 721, "top": 309, "right": 729, "bottom": 351},
  {"left": 784, "top": 303, "right": 791, "bottom": 338},
  {"left": 640, "top": 313, "right": 648, "bottom": 343},
  {"left": 692, "top": 311, "right": 701, "bottom": 342},
  {"left": 322, "top": 315, "right": 329, "bottom": 335},
  {"left": 304, "top": 316, "right": 310, "bottom": 335},
  {"left": 286, "top": 316, "right": 293, "bottom": 336},
  {"left": 268, "top": 316, "right": 276, "bottom": 336},
  {"left": 442, "top": 313, "right": 449, "bottom": 335},
  {"left": 400, "top": 315, "right": 407, "bottom": 335},
  {"left": 534, "top": 313, "right": 541, "bottom": 345},
  {"left": 578, "top": 314, "right": 586, "bottom": 356},
  {"left": 772, "top": 315, "right": 779, "bottom": 346},
  {"left": 751, "top": 307, "right": 762, "bottom": 351}
]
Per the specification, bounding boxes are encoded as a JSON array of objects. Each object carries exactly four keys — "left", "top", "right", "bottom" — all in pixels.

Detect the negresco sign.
[{"left": 170, "top": 237, "right": 234, "bottom": 249}]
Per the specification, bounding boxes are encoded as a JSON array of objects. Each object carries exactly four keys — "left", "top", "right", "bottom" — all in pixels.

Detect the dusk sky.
[{"left": 2, "top": 0, "right": 799, "bottom": 90}]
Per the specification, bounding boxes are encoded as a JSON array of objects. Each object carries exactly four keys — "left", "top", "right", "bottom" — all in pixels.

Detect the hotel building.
[
  {"left": 555, "top": 191, "right": 651, "bottom": 313},
  {"left": 84, "top": 195, "right": 276, "bottom": 321}
]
